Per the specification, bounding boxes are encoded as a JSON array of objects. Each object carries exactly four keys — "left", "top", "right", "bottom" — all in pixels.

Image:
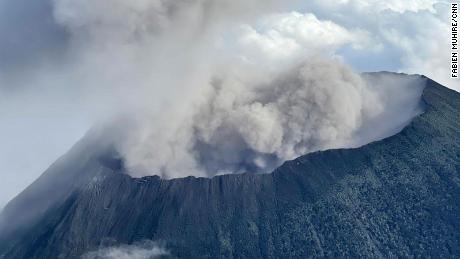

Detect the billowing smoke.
[
  {"left": 116, "top": 59, "right": 385, "bottom": 178},
  {"left": 3, "top": 0, "right": 424, "bottom": 179}
]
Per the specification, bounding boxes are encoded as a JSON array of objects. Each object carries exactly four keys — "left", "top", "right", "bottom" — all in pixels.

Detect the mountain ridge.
[{"left": 1, "top": 73, "right": 460, "bottom": 258}]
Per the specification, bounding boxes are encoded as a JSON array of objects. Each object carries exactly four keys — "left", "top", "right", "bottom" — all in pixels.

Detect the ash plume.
[{"left": 1, "top": 0, "right": 426, "bottom": 180}]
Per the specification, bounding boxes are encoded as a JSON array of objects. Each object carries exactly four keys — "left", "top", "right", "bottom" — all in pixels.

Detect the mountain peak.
[{"left": 1, "top": 74, "right": 460, "bottom": 258}]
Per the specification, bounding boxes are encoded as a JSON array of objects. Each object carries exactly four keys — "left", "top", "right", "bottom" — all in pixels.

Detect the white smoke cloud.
[
  {"left": 82, "top": 241, "right": 169, "bottom": 259},
  {"left": 42, "top": 0, "right": 427, "bottom": 179},
  {"left": 115, "top": 58, "right": 385, "bottom": 178},
  {"left": 189, "top": 59, "right": 382, "bottom": 175},
  {"left": 52, "top": 0, "right": 291, "bottom": 42}
]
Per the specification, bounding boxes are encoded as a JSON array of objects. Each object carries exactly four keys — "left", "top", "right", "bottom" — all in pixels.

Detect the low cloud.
[{"left": 82, "top": 241, "right": 169, "bottom": 259}]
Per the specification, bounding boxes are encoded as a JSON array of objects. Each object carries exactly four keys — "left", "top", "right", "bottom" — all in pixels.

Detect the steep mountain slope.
[{"left": 1, "top": 74, "right": 459, "bottom": 258}]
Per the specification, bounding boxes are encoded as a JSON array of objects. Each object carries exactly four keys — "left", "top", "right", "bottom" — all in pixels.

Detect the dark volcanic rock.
[{"left": 1, "top": 74, "right": 460, "bottom": 258}]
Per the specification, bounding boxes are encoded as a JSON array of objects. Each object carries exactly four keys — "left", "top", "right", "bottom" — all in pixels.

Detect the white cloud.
[
  {"left": 293, "top": 1, "right": 459, "bottom": 91},
  {"left": 82, "top": 241, "right": 169, "bottom": 259},
  {"left": 382, "top": 4, "right": 460, "bottom": 90},
  {"left": 313, "top": 0, "right": 438, "bottom": 13},
  {"left": 236, "top": 12, "right": 378, "bottom": 66}
]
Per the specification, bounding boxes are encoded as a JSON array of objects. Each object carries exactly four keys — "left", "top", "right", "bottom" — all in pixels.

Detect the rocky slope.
[{"left": 0, "top": 74, "right": 459, "bottom": 258}]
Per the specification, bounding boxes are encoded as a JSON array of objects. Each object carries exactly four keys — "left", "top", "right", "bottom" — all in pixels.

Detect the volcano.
[{"left": 1, "top": 73, "right": 459, "bottom": 258}]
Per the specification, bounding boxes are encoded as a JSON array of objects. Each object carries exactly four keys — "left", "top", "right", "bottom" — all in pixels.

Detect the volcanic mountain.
[{"left": 0, "top": 73, "right": 459, "bottom": 258}]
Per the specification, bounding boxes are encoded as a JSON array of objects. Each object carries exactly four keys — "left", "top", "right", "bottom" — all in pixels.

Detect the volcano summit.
[{"left": 0, "top": 73, "right": 460, "bottom": 258}]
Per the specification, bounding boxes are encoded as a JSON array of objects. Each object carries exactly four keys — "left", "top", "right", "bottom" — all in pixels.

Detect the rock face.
[{"left": 1, "top": 74, "right": 460, "bottom": 258}]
